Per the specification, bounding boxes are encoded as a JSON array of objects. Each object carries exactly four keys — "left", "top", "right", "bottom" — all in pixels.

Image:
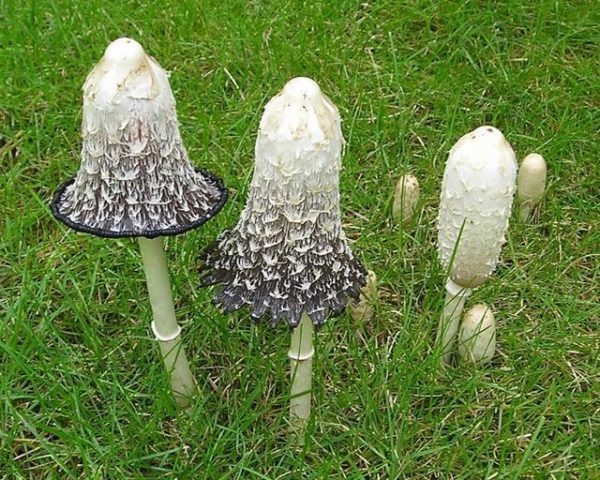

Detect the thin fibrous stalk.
[
  {"left": 436, "top": 279, "right": 472, "bottom": 366},
  {"left": 288, "top": 312, "right": 314, "bottom": 442},
  {"left": 138, "top": 237, "right": 197, "bottom": 408}
]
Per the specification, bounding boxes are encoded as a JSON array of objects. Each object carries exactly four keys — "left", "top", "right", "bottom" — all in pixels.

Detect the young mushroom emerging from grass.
[
  {"left": 392, "top": 174, "right": 420, "bottom": 226},
  {"left": 349, "top": 269, "right": 378, "bottom": 323},
  {"left": 51, "top": 38, "right": 228, "bottom": 407},
  {"left": 458, "top": 303, "right": 496, "bottom": 364},
  {"left": 436, "top": 126, "right": 516, "bottom": 366},
  {"left": 518, "top": 153, "right": 547, "bottom": 222},
  {"left": 201, "top": 77, "right": 367, "bottom": 437}
]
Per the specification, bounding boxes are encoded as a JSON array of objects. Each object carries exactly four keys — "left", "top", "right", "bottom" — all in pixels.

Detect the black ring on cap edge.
[{"left": 50, "top": 168, "right": 229, "bottom": 239}]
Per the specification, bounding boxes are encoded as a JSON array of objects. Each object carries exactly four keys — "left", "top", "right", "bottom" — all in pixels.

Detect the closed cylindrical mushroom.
[
  {"left": 436, "top": 126, "right": 516, "bottom": 365},
  {"left": 518, "top": 153, "right": 547, "bottom": 222},
  {"left": 393, "top": 174, "right": 420, "bottom": 226},
  {"left": 458, "top": 303, "right": 496, "bottom": 364},
  {"left": 438, "top": 126, "right": 517, "bottom": 289}
]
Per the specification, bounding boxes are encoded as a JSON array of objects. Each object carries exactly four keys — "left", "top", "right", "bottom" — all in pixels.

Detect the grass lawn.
[{"left": 1, "top": 1, "right": 598, "bottom": 478}]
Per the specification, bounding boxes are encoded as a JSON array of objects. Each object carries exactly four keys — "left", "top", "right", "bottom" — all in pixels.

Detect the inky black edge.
[
  {"left": 210, "top": 287, "right": 362, "bottom": 330},
  {"left": 50, "top": 168, "right": 228, "bottom": 239}
]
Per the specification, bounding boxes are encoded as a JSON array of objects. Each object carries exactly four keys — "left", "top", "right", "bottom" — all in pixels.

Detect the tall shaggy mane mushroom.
[
  {"left": 49, "top": 37, "right": 229, "bottom": 407},
  {"left": 201, "top": 77, "right": 366, "bottom": 327},
  {"left": 435, "top": 125, "right": 517, "bottom": 365}
]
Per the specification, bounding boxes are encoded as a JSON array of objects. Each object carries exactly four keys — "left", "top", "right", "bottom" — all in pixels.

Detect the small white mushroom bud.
[
  {"left": 438, "top": 126, "right": 518, "bottom": 288},
  {"left": 518, "top": 153, "right": 547, "bottom": 222},
  {"left": 393, "top": 174, "right": 420, "bottom": 225},
  {"left": 350, "top": 270, "right": 378, "bottom": 322},
  {"left": 458, "top": 304, "right": 496, "bottom": 364}
]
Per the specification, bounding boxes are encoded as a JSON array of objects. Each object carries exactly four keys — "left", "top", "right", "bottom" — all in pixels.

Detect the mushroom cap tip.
[
  {"left": 282, "top": 76, "right": 322, "bottom": 99},
  {"left": 453, "top": 125, "right": 511, "bottom": 152},
  {"left": 103, "top": 37, "right": 146, "bottom": 67},
  {"left": 476, "top": 125, "right": 501, "bottom": 134},
  {"left": 472, "top": 125, "right": 504, "bottom": 139},
  {"left": 521, "top": 153, "right": 547, "bottom": 171}
]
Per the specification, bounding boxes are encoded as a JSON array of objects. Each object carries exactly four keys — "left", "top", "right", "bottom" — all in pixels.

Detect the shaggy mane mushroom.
[
  {"left": 51, "top": 38, "right": 228, "bottom": 407},
  {"left": 202, "top": 77, "right": 366, "bottom": 436},
  {"left": 436, "top": 126, "right": 516, "bottom": 366}
]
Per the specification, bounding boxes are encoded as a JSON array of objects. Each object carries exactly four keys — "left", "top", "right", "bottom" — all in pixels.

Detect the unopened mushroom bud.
[
  {"left": 518, "top": 153, "right": 547, "bottom": 222},
  {"left": 350, "top": 270, "right": 378, "bottom": 322},
  {"left": 393, "top": 174, "right": 420, "bottom": 225},
  {"left": 436, "top": 126, "right": 516, "bottom": 365},
  {"left": 438, "top": 126, "right": 517, "bottom": 289},
  {"left": 458, "top": 304, "right": 496, "bottom": 364}
]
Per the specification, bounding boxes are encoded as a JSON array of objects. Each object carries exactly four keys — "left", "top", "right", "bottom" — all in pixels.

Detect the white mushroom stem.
[
  {"left": 138, "top": 237, "right": 197, "bottom": 407},
  {"left": 436, "top": 279, "right": 472, "bottom": 366},
  {"left": 518, "top": 153, "right": 547, "bottom": 222},
  {"left": 288, "top": 312, "right": 314, "bottom": 438}
]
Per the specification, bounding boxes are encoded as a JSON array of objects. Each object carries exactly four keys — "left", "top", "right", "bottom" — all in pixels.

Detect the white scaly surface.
[
  {"left": 203, "top": 77, "right": 366, "bottom": 327},
  {"left": 55, "top": 38, "right": 224, "bottom": 236},
  {"left": 438, "top": 126, "right": 517, "bottom": 288}
]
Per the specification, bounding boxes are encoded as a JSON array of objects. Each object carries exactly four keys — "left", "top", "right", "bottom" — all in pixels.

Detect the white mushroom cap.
[
  {"left": 202, "top": 77, "right": 366, "bottom": 326},
  {"left": 438, "top": 126, "right": 517, "bottom": 288},
  {"left": 51, "top": 37, "right": 227, "bottom": 238},
  {"left": 518, "top": 153, "right": 547, "bottom": 206},
  {"left": 458, "top": 303, "right": 496, "bottom": 364}
]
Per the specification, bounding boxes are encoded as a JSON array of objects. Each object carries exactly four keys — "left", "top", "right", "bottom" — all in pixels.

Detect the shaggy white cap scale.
[
  {"left": 203, "top": 77, "right": 366, "bottom": 327},
  {"left": 438, "top": 126, "right": 517, "bottom": 288}
]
